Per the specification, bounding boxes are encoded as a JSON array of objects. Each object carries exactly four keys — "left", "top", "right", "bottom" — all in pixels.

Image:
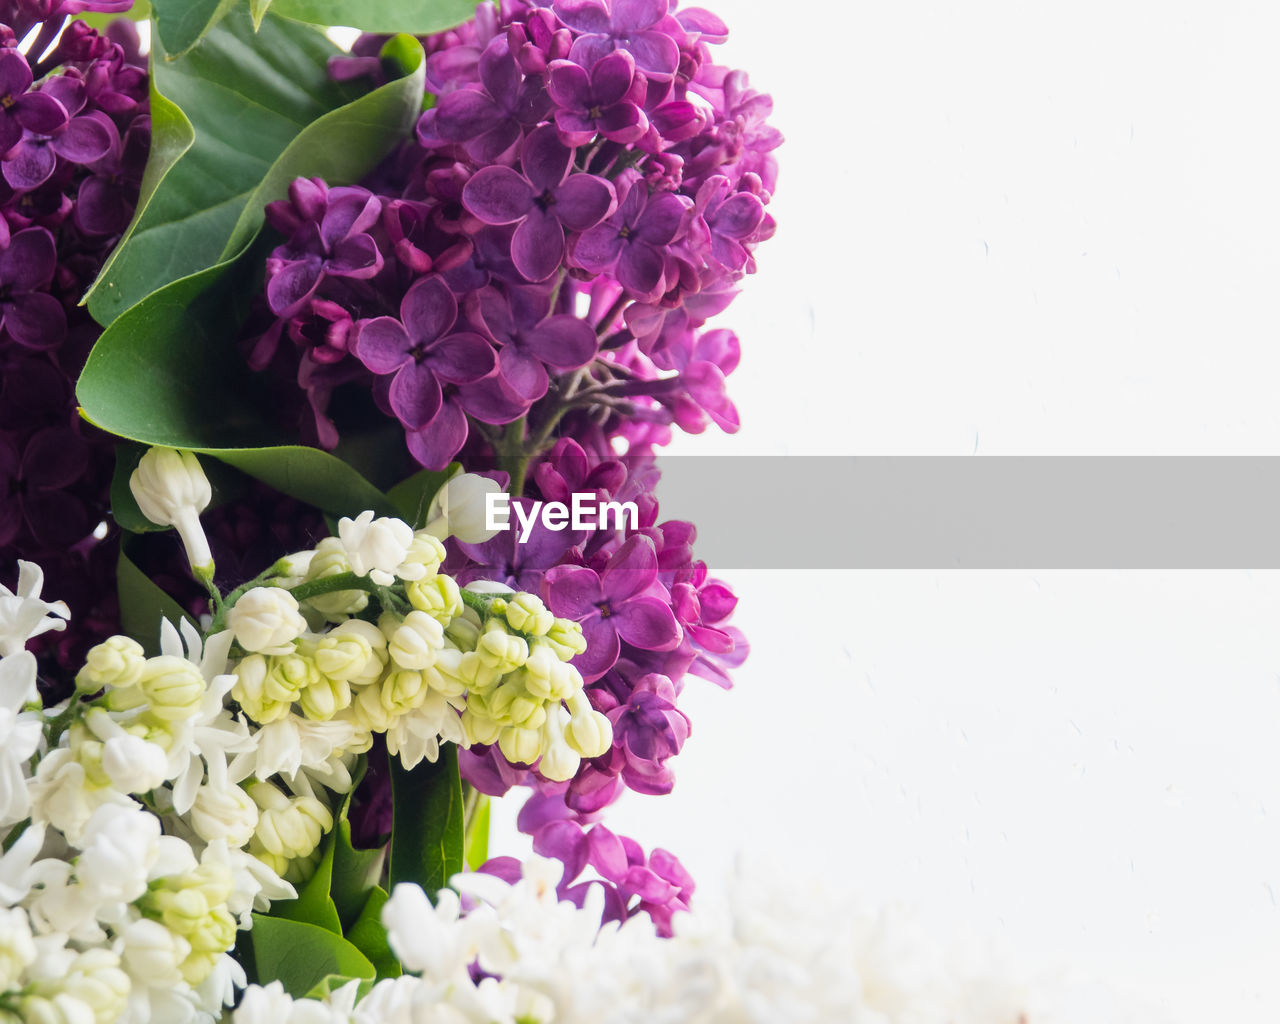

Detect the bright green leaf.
[
  {"left": 269, "top": 0, "right": 478, "bottom": 35},
  {"left": 332, "top": 819, "right": 385, "bottom": 932},
  {"left": 151, "top": 0, "right": 238, "bottom": 59},
  {"left": 386, "top": 466, "right": 456, "bottom": 528},
  {"left": 249, "top": 0, "right": 275, "bottom": 29},
  {"left": 84, "top": 9, "right": 354, "bottom": 325},
  {"left": 269, "top": 827, "right": 342, "bottom": 934},
  {"left": 344, "top": 887, "right": 401, "bottom": 981},
  {"left": 464, "top": 793, "right": 490, "bottom": 872},
  {"left": 248, "top": 915, "right": 375, "bottom": 998},
  {"left": 388, "top": 744, "right": 464, "bottom": 898},
  {"left": 117, "top": 544, "right": 194, "bottom": 655},
  {"left": 77, "top": 0, "right": 151, "bottom": 29}
]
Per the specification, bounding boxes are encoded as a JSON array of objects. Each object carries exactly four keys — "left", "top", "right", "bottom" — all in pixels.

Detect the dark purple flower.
[
  {"left": 4, "top": 77, "right": 115, "bottom": 191},
  {"left": 0, "top": 50, "right": 65, "bottom": 155},
  {"left": 265, "top": 184, "right": 383, "bottom": 317},
  {"left": 546, "top": 51, "right": 648, "bottom": 147},
  {"left": 692, "top": 174, "right": 764, "bottom": 270},
  {"left": 572, "top": 179, "right": 688, "bottom": 296},
  {"left": 471, "top": 284, "right": 597, "bottom": 401},
  {"left": 431, "top": 37, "right": 550, "bottom": 162},
  {"left": 0, "top": 227, "right": 65, "bottom": 350},
  {"left": 0, "top": 427, "right": 90, "bottom": 547},
  {"left": 543, "top": 534, "right": 681, "bottom": 681},
  {"left": 75, "top": 113, "right": 147, "bottom": 236},
  {"left": 553, "top": 0, "right": 681, "bottom": 80},
  {"left": 462, "top": 124, "right": 616, "bottom": 282}
]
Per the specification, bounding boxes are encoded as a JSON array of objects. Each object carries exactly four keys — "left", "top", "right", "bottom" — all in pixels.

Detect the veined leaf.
[
  {"left": 269, "top": 0, "right": 478, "bottom": 35},
  {"left": 248, "top": 915, "right": 375, "bottom": 998},
  {"left": 388, "top": 744, "right": 464, "bottom": 898},
  {"left": 150, "top": 0, "right": 238, "bottom": 58},
  {"left": 117, "top": 544, "right": 194, "bottom": 655}
]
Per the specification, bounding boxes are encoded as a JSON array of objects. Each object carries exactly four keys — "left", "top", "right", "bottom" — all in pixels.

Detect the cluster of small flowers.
[
  {"left": 227, "top": 502, "right": 614, "bottom": 795},
  {"left": 0, "top": 562, "right": 286, "bottom": 1024},
  {"left": 0, "top": 1, "right": 150, "bottom": 682},
  {"left": 425, "top": 442, "right": 741, "bottom": 930},
  {"left": 234, "top": 857, "right": 1125, "bottom": 1024},
  {"left": 249, "top": 0, "right": 778, "bottom": 468}
]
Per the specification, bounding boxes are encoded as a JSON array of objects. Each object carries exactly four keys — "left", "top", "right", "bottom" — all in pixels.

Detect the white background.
[
  {"left": 492, "top": 1, "right": 1280, "bottom": 1020},
  {"left": 503, "top": 1, "right": 1280, "bottom": 1021}
]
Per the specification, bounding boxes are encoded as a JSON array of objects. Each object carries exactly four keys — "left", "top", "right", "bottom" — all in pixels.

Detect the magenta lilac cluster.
[
  {"left": 447, "top": 438, "right": 745, "bottom": 932},
  {"left": 0, "top": 1, "right": 148, "bottom": 688},
  {"left": 251, "top": 0, "right": 779, "bottom": 467}
]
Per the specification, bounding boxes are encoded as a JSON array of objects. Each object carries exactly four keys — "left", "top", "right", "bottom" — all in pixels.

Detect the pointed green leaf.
[
  {"left": 77, "top": 1, "right": 151, "bottom": 30},
  {"left": 248, "top": 915, "right": 375, "bottom": 998},
  {"left": 344, "top": 887, "right": 401, "bottom": 981},
  {"left": 386, "top": 466, "right": 456, "bottom": 528},
  {"left": 269, "top": 0, "right": 477, "bottom": 35},
  {"left": 332, "top": 818, "right": 385, "bottom": 932},
  {"left": 249, "top": 0, "right": 275, "bottom": 29},
  {"left": 84, "top": 9, "right": 355, "bottom": 325},
  {"left": 269, "top": 826, "right": 343, "bottom": 934},
  {"left": 464, "top": 793, "right": 490, "bottom": 872},
  {"left": 388, "top": 744, "right": 464, "bottom": 898},
  {"left": 151, "top": 0, "right": 239, "bottom": 59},
  {"left": 117, "top": 544, "right": 195, "bottom": 655}
]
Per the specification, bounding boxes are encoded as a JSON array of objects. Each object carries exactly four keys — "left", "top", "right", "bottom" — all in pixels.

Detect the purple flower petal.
[
  {"left": 319, "top": 189, "right": 380, "bottom": 249},
  {"left": 463, "top": 165, "right": 535, "bottom": 225},
  {"left": 22, "top": 428, "right": 87, "bottom": 489},
  {"left": 525, "top": 315, "right": 597, "bottom": 371},
  {"left": 571, "top": 223, "right": 624, "bottom": 273},
  {"left": 3, "top": 292, "right": 65, "bottom": 350},
  {"left": 575, "top": 616, "right": 621, "bottom": 678},
  {"left": 635, "top": 192, "right": 687, "bottom": 244},
  {"left": 601, "top": 535, "right": 659, "bottom": 602},
  {"left": 265, "top": 256, "right": 322, "bottom": 317},
  {"left": 478, "top": 37, "right": 521, "bottom": 108},
  {"left": 401, "top": 275, "right": 458, "bottom": 347},
  {"left": 0, "top": 51, "right": 32, "bottom": 100},
  {"left": 544, "top": 564, "right": 604, "bottom": 619},
  {"left": 405, "top": 402, "right": 469, "bottom": 470},
  {"left": 613, "top": 596, "right": 681, "bottom": 651},
  {"left": 521, "top": 124, "right": 573, "bottom": 193},
  {"left": 326, "top": 233, "right": 382, "bottom": 278},
  {"left": 511, "top": 207, "right": 564, "bottom": 282},
  {"left": 354, "top": 316, "right": 413, "bottom": 374},
  {"left": 456, "top": 374, "right": 529, "bottom": 424},
  {"left": 0, "top": 228, "right": 55, "bottom": 291},
  {"left": 435, "top": 87, "right": 504, "bottom": 142},
  {"left": 551, "top": 173, "right": 615, "bottom": 231},
  {"left": 498, "top": 345, "right": 549, "bottom": 402},
  {"left": 589, "top": 51, "right": 636, "bottom": 107},
  {"left": 3, "top": 139, "right": 55, "bottom": 190},
  {"left": 427, "top": 331, "right": 495, "bottom": 383},
  {"left": 553, "top": 0, "right": 611, "bottom": 35},
  {"left": 616, "top": 241, "right": 664, "bottom": 295},
  {"left": 532, "top": 820, "right": 589, "bottom": 882},
  {"left": 546, "top": 60, "right": 592, "bottom": 111},
  {"left": 51, "top": 114, "right": 113, "bottom": 163},
  {"left": 586, "top": 824, "right": 629, "bottom": 879},
  {"left": 552, "top": 109, "right": 599, "bottom": 147},
  {"left": 627, "top": 30, "right": 680, "bottom": 78},
  {"left": 596, "top": 102, "right": 647, "bottom": 144},
  {"left": 14, "top": 92, "right": 67, "bottom": 136},
  {"left": 389, "top": 362, "right": 443, "bottom": 430}
]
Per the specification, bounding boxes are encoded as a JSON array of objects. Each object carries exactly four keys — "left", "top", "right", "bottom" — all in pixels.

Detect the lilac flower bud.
[
  {"left": 129, "top": 447, "right": 213, "bottom": 574},
  {"left": 386, "top": 610, "right": 445, "bottom": 671},
  {"left": 338, "top": 510, "right": 414, "bottom": 586},
  {"left": 424, "top": 472, "right": 505, "bottom": 544},
  {"left": 75, "top": 635, "right": 145, "bottom": 692},
  {"left": 226, "top": 587, "right": 307, "bottom": 655},
  {"left": 190, "top": 784, "right": 259, "bottom": 847}
]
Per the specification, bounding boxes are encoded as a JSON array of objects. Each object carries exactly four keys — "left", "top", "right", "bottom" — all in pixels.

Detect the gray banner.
[{"left": 644, "top": 457, "right": 1280, "bottom": 569}]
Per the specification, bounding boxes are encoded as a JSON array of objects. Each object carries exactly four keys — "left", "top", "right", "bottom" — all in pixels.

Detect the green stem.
[
  {"left": 287, "top": 572, "right": 383, "bottom": 603},
  {"left": 499, "top": 417, "right": 529, "bottom": 498},
  {"left": 459, "top": 588, "right": 514, "bottom": 617}
]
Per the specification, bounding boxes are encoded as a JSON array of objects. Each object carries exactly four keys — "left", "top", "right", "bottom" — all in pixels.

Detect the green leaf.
[
  {"left": 331, "top": 818, "right": 385, "bottom": 932},
  {"left": 388, "top": 744, "right": 464, "bottom": 898},
  {"left": 270, "top": 827, "right": 343, "bottom": 934},
  {"left": 151, "top": 0, "right": 239, "bottom": 59},
  {"left": 249, "top": 0, "right": 275, "bottom": 29},
  {"left": 344, "top": 887, "right": 401, "bottom": 981},
  {"left": 116, "top": 545, "right": 194, "bottom": 655},
  {"left": 464, "top": 793, "right": 490, "bottom": 872},
  {"left": 84, "top": 9, "right": 354, "bottom": 325},
  {"left": 82, "top": 84, "right": 194, "bottom": 322},
  {"left": 269, "top": 0, "right": 478, "bottom": 35},
  {"left": 386, "top": 466, "right": 456, "bottom": 528},
  {"left": 210, "top": 447, "right": 399, "bottom": 519},
  {"left": 248, "top": 915, "right": 375, "bottom": 998},
  {"left": 77, "top": 0, "right": 151, "bottom": 29}
]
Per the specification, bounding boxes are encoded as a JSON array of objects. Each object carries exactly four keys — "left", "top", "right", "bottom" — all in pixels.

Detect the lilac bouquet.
[{"left": 0, "top": 0, "right": 800, "bottom": 1020}]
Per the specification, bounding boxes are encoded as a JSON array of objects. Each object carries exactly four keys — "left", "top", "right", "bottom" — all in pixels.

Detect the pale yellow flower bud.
[
  {"left": 298, "top": 673, "right": 351, "bottom": 721},
  {"left": 313, "top": 629, "right": 375, "bottom": 683},
  {"left": 75, "top": 635, "right": 145, "bottom": 692},
  {"left": 405, "top": 572, "right": 463, "bottom": 624},
  {"left": 387, "top": 611, "right": 445, "bottom": 671},
  {"left": 504, "top": 593, "right": 554, "bottom": 636},
  {"left": 497, "top": 725, "right": 542, "bottom": 766},
  {"left": 227, "top": 587, "right": 307, "bottom": 655},
  {"left": 302, "top": 537, "right": 368, "bottom": 619},
  {"left": 137, "top": 655, "right": 205, "bottom": 721}
]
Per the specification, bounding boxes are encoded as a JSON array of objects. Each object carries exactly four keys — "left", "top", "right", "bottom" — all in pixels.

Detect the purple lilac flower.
[
  {"left": 543, "top": 534, "right": 682, "bottom": 682},
  {"left": 0, "top": 227, "right": 66, "bottom": 350},
  {"left": 552, "top": 0, "right": 681, "bottom": 80},
  {"left": 462, "top": 124, "right": 616, "bottom": 282},
  {"left": 470, "top": 284, "right": 597, "bottom": 401},
  {"left": 572, "top": 178, "right": 688, "bottom": 296},
  {"left": 432, "top": 36, "right": 551, "bottom": 162},
  {"left": 0, "top": 49, "right": 66, "bottom": 154},
  {"left": 546, "top": 50, "right": 647, "bottom": 146}
]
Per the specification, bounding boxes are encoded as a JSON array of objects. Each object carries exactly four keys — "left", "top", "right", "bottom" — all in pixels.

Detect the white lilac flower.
[
  {"left": 27, "top": 748, "right": 133, "bottom": 843},
  {"left": 226, "top": 588, "right": 308, "bottom": 657},
  {"left": 337, "top": 511, "right": 413, "bottom": 586},
  {"left": 228, "top": 712, "right": 357, "bottom": 783},
  {"left": 129, "top": 447, "right": 214, "bottom": 575},
  {"left": 0, "top": 560, "right": 69, "bottom": 657},
  {"left": 0, "top": 653, "right": 42, "bottom": 827},
  {"left": 0, "top": 904, "right": 35, "bottom": 990},
  {"left": 422, "top": 472, "right": 505, "bottom": 544}
]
